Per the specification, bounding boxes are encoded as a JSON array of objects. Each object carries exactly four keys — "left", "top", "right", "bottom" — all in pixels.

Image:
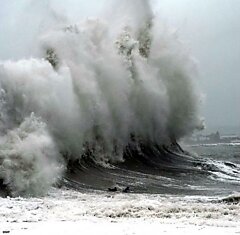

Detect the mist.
[
  {"left": 0, "top": 0, "right": 206, "bottom": 195},
  {"left": 1, "top": 0, "right": 239, "bottom": 133}
]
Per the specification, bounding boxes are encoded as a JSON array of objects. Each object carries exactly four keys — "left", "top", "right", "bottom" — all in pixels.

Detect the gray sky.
[
  {"left": 154, "top": 0, "right": 240, "bottom": 131},
  {"left": 0, "top": 0, "right": 239, "bottom": 132}
]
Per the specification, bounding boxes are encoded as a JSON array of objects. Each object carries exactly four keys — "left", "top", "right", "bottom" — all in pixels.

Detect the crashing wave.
[{"left": 0, "top": 0, "right": 204, "bottom": 196}]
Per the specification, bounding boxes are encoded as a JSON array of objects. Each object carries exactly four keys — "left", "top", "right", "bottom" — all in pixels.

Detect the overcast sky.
[
  {"left": 0, "top": 0, "right": 239, "bottom": 131},
  {"left": 155, "top": 0, "right": 240, "bottom": 132}
]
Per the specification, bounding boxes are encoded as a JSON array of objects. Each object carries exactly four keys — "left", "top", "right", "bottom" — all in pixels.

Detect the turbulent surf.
[{"left": 0, "top": 0, "right": 239, "bottom": 197}]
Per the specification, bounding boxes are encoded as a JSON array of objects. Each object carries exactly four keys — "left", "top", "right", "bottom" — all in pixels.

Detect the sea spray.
[
  {"left": 0, "top": 0, "right": 203, "bottom": 195},
  {"left": 0, "top": 113, "right": 64, "bottom": 196}
]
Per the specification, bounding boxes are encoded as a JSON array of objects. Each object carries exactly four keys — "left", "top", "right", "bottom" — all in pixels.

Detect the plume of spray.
[{"left": 0, "top": 0, "right": 204, "bottom": 196}]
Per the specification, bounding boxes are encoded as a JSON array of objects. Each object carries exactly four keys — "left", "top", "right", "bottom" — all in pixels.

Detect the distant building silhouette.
[{"left": 186, "top": 131, "right": 240, "bottom": 144}]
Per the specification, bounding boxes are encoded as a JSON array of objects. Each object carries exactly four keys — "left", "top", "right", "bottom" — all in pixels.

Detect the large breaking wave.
[{"left": 0, "top": 0, "right": 217, "bottom": 196}]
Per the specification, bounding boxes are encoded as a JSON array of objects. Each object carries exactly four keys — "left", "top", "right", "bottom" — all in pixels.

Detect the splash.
[
  {"left": 0, "top": 113, "right": 63, "bottom": 196},
  {"left": 0, "top": 0, "right": 203, "bottom": 195}
]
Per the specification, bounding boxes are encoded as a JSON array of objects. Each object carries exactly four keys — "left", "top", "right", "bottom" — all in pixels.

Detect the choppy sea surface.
[
  {"left": 1, "top": 143, "right": 240, "bottom": 234},
  {"left": 63, "top": 142, "right": 240, "bottom": 197}
]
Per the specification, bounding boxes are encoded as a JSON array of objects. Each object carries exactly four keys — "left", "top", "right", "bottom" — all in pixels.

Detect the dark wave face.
[{"left": 64, "top": 142, "right": 240, "bottom": 196}]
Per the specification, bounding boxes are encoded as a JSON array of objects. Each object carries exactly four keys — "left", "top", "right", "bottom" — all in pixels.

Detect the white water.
[
  {"left": 0, "top": 0, "right": 203, "bottom": 196},
  {"left": 1, "top": 188, "right": 240, "bottom": 234}
]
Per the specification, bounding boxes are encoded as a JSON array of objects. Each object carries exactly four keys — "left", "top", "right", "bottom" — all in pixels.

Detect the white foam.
[{"left": 1, "top": 189, "right": 240, "bottom": 234}]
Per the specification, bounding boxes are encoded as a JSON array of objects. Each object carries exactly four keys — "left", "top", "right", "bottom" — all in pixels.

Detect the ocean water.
[
  {"left": 188, "top": 143, "right": 240, "bottom": 195},
  {"left": 1, "top": 143, "right": 240, "bottom": 234},
  {"left": 63, "top": 142, "right": 240, "bottom": 197},
  {"left": 0, "top": 0, "right": 204, "bottom": 197},
  {"left": 1, "top": 1, "right": 240, "bottom": 233},
  {"left": 190, "top": 143, "right": 240, "bottom": 164},
  {"left": 0, "top": 0, "right": 238, "bottom": 201}
]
